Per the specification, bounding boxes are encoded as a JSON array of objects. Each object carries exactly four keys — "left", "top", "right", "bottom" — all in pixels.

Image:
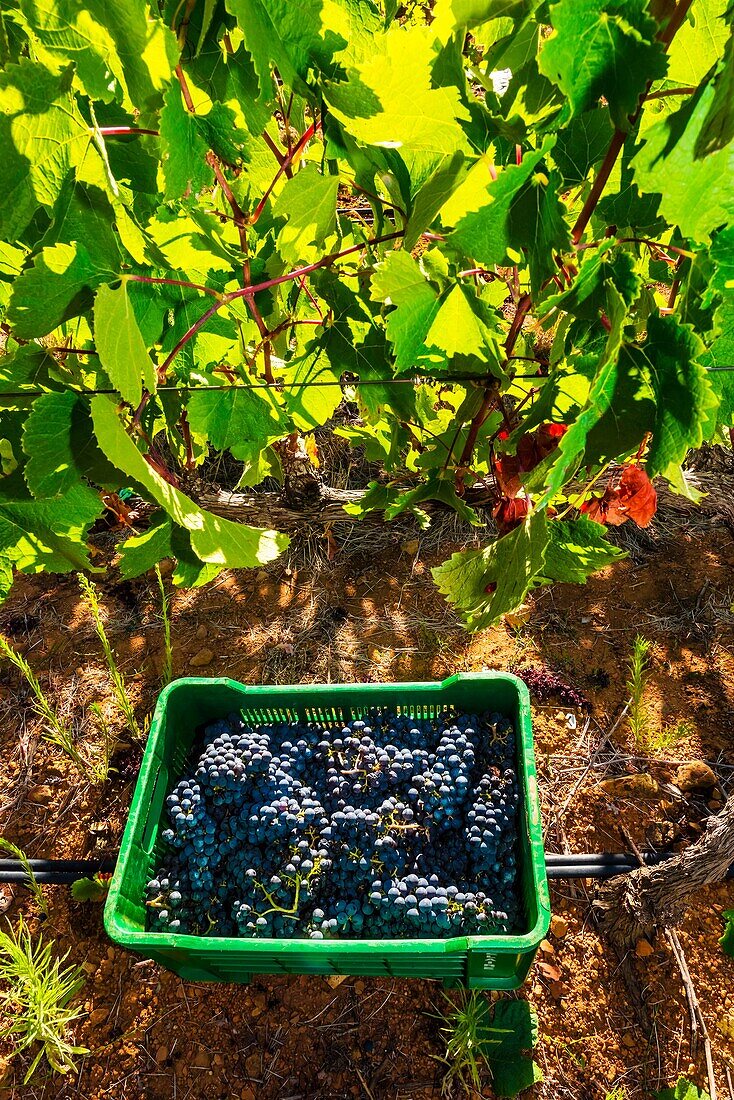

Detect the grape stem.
[
  {"left": 571, "top": 0, "right": 695, "bottom": 245},
  {"left": 643, "top": 86, "right": 696, "bottom": 101},
  {"left": 96, "top": 126, "right": 160, "bottom": 136},
  {"left": 251, "top": 121, "right": 316, "bottom": 225},
  {"left": 155, "top": 231, "right": 404, "bottom": 380},
  {"left": 458, "top": 295, "right": 532, "bottom": 470},
  {"left": 255, "top": 875, "right": 302, "bottom": 917}
]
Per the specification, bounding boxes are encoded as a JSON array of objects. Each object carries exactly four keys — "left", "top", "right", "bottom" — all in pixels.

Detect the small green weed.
[
  {"left": 71, "top": 872, "right": 110, "bottom": 903},
  {"left": 0, "top": 916, "right": 88, "bottom": 1083},
  {"left": 87, "top": 703, "right": 114, "bottom": 783},
  {"left": 155, "top": 564, "right": 173, "bottom": 687},
  {"left": 640, "top": 719, "right": 693, "bottom": 757},
  {"left": 654, "top": 1078, "right": 710, "bottom": 1099},
  {"left": 436, "top": 992, "right": 542, "bottom": 1098},
  {"left": 720, "top": 908, "right": 734, "bottom": 957},
  {"left": 626, "top": 634, "right": 653, "bottom": 749},
  {"left": 78, "top": 575, "right": 141, "bottom": 740},
  {"left": 626, "top": 636, "right": 693, "bottom": 755},
  {"left": 0, "top": 838, "right": 47, "bottom": 917},
  {"left": 545, "top": 1032, "right": 587, "bottom": 1069},
  {"left": 0, "top": 636, "right": 86, "bottom": 773},
  {"left": 437, "top": 989, "right": 486, "bottom": 1095}
]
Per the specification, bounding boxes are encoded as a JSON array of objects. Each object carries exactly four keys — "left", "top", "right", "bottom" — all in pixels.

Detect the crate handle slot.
[{"left": 141, "top": 762, "right": 169, "bottom": 855}]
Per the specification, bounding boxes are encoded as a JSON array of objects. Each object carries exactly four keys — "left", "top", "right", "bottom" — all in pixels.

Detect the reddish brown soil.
[{"left": 0, "top": 515, "right": 733, "bottom": 1099}]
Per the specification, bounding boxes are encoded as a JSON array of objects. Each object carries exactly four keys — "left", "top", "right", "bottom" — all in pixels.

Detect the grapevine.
[{"left": 0, "top": 0, "right": 730, "bottom": 627}]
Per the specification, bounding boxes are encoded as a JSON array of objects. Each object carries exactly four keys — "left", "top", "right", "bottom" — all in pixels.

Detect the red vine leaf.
[
  {"left": 495, "top": 423, "right": 568, "bottom": 498},
  {"left": 579, "top": 496, "right": 607, "bottom": 524},
  {"left": 493, "top": 496, "right": 530, "bottom": 535},
  {"left": 580, "top": 465, "right": 658, "bottom": 528},
  {"left": 516, "top": 422, "right": 568, "bottom": 471},
  {"left": 494, "top": 454, "right": 523, "bottom": 497},
  {"left": 101, "top": 491, "right": 135, "bottom": 528}
]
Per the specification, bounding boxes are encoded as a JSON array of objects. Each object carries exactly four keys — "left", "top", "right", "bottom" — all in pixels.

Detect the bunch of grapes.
[{"left": 145, "top": 707, "right": 522, "bottom": 940}]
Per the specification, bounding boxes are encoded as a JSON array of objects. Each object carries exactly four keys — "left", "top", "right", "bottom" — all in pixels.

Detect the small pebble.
[
  {"left": 27, "top": 785, "right": 53, "bottom": 804},
  {"left": 550, "top": 915, "right": 568, "bottom": 938},
  {"left": 189, "top": 648, "right": 214, "bottom": 668},
  {"left": 675, "top": 761, "right": 716, "bottom": 792}
]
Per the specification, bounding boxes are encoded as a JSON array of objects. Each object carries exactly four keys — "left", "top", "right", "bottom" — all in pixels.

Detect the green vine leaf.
[
  {"left": 8, "top": 243, "right": 115, "bottom": 340},
  {"left": 424, "top": 284, "right": 503, "bottom": 366},
  {"left": 17, "top": 0, "right": 177, "bottom": 117},
  {"left": 371, "top": 250, "right": 441, "bottom": 371},
  {"left": 664, "top": 0, "right": 730, "bottom": 89},
  {"left": 654, "top": 1079, "right": 711, "bottom": 1100},
  {"left": 542, "top": 517, "right": 626, "bottom": 584},
  {"left": 0, "top": 59, "right": 90, "bottom": 241},
  {"left": 272, "top": 165, "right": 340, "bottom": 264},
  {"left": 90, "top": 395, "right": 289, "bottom": 569},
  {"left": 544, "top": 283, "right": 628, "bottom": 497},
  {"left": 22, "top": 392, "right": 81, "bottom": 498},
  {"left": 693, "top": 28, "right": 734, "bottom": 158},
  {"left": 225, "top": 0, "right": 324, "bottom": 100},
  {"left": 632, "top": 74, "right": 734, "bottom": 243},
  {"left": 473, "top": 997, "right": 543, "bottom": 1098},
  {"left": 643, "top": 315, "right": 718, "bottom": 475},
  {"left": 94, "top": 281, "right": 157, "bottom": 407},
  {"left": 538, "top": 0, "right": 667, "bottom": 130},
  {"left": 326, "top": 25, "right": 472, "bottom": 162},
  {"left": 432, "top": 512, "right": 549, "bottom": 630},
  {"left": 0, "top": 484, "right": 103, "bottom": 584},
  {"left": 159, "top": 83, "right": 212, "bottom": 202},
  {"left": 187, "top": 386, "right": 288, "bottom": 460},
  {"left": 448, "top": 137, "right": 562, "bottom": 284},
  {"left": 118, "top": 514, "right": 174, "bottom": 579}
]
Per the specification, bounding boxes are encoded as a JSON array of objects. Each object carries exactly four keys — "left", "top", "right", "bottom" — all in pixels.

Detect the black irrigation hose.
[
  {"left": 2, "top": 852, "right": 733, "bottom": 885},
  {"left": 0, "top": 857, "right": 117, "bottom": 885}
]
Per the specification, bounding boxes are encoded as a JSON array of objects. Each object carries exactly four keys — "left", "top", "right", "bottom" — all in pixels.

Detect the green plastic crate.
[{"left": 104, "top": 673, "right": 550, "bottom": 989}]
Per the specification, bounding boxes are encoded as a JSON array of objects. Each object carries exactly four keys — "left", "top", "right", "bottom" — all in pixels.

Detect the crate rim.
[{"left": 104, "top": 672, "right": 550, "bottom": 957}]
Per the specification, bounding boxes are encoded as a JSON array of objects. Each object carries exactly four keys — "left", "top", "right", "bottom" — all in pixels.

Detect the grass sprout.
[
  {"left": 0, "top": 839, "right": 47, "bottom": 917},
  {"left": 627, "top": 634, "right": 653, "bottom": 750},
  {"left": 0, "top": 916, "right": 88, "bottom": 1083},
  {"left": 436, "top": 990, "right": 489, "bottom": 1096},
  {"left": 78, "top": 574, "right": 141, "bottom": 740},
  {"left": 155, "top": 564, "right": 173, "bottom": 687},
  {"left": 0, "top": 635, "right": 86, "bottom": 773},
  {"left": 641, "top": 718, "right": 693, "bottom": 756},
  {"left": 87, "top": 703, "right": 114, "bottom": 783}
]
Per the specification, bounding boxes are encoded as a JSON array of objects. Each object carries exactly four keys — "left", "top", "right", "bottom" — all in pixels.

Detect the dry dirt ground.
[{"left": 0, "top": 467, "right": 733, "bottom": 1100}]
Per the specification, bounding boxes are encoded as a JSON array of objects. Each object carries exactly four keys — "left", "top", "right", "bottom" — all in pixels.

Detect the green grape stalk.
[{"left": 0, "top": 0, "right": 731, "bottom": 628}]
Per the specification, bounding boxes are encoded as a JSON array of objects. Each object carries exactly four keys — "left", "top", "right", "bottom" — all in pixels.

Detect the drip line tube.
[{"left": 0, "top": 852, "right": 730, "bottom": 885}]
